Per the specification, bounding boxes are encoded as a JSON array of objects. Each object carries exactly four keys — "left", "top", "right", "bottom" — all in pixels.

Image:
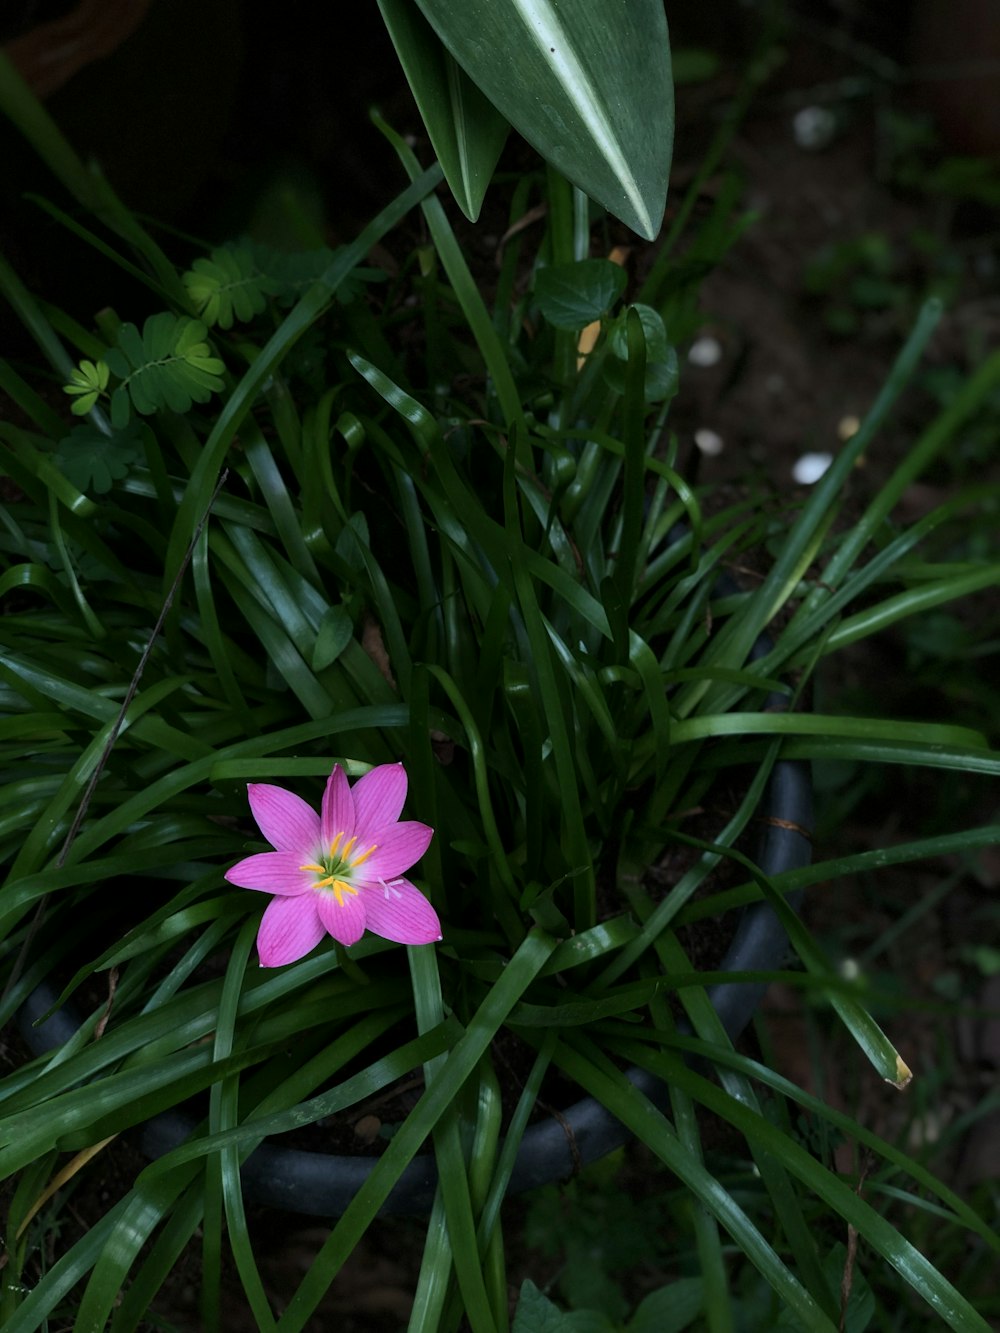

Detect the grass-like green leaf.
[
  {"left": 615, "top": 1040, "right": 993, "bottom": 1332},
  {"left": 270, "top": 929, "right": 556, "bottom": 1332},
  {"left": 553, "top": 1038, "right": 839, "bottom": 1331}
]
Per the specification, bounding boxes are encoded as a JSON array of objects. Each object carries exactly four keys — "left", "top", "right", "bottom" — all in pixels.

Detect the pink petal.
[
  {"left": 247, "top": 784, "right": 320, "bottom": 855},
  {"left": 362, "top": 878, "right": 441, "bottom": 945},
  {"left": 257, "top": 895, "right": 326, "bottom": 967},
  {"left": 315, "top": 888, "right": 367, "bottom": 946},
  {"left": 360, "top": 821, "right": 433, "bottom": 882},
  {"left": 225, "top": 851, "right": 314, "bottom": 895},
  {"left": 352, "top": 763, "right": 408, "bottom": 837},
  {"left": 320, "top": 765, "right": 355, "bottom": 849}
]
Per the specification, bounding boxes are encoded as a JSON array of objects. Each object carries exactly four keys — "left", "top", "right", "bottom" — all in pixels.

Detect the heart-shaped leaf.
[{"left": 534, "top": 258, "right": 627, "bottom": 330}]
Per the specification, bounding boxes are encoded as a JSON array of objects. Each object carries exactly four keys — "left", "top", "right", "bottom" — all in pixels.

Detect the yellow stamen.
[
  {"left": 332, "top": 879, "right": 358, "bottom": 907},
  {"left": 300, "top": 832, "right": 376, "bottom": 898},
  {"left": 351, "top": 842, "right": 378, "bottom": 868}
]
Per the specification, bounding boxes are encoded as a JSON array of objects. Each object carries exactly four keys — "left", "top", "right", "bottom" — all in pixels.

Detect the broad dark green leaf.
[
  {"left": 628, "top": 1279, "right": 703, "bottom": 1333},
  {"left": 608, "top": 304, "right": 669, "bottom": 363},
  {"left": 512, "top": 1281, "right": 565, "bottom": 1333},
  {"left": 312, "top": 604, "right": 355, "bottom": 671},
  {"left": 512, "top": 1281, "right": 617, "bottom": 1333},
  {"left": 604, "top": 302, "right": 678, "bottom": 401},
  {"left": 413, "top": 0, "right": 673, "bottom": 238},
  {"left": 534, "top": 259, "right": 627, "bottom": 331},
  {"left": 378, "top": 0, "right": 509, "bottom": 222}
]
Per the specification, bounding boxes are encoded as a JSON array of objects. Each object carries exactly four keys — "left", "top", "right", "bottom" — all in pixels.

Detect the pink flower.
[{"left": 225, "top": 762, "right": 440, "bottom": 966}]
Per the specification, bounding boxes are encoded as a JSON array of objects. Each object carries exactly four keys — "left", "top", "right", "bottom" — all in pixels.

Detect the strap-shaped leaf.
[
  {"left": 412, "top": 0, "right": 673, "bottom": 238},
  {"left": 378, "top": 0, "right": 509, "bottom": 223}
]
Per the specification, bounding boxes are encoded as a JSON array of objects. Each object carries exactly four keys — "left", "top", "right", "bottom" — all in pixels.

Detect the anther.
[
  {"left": 332, "top": 879, "right": 359, "bottom": 907},
  {"left": 351, "top": 843, "right": 378, "bottom": 867}
]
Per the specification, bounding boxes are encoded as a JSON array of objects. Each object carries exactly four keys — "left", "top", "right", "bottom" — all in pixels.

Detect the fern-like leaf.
[
  {"left": 63, "top": 359, "right": 110, "bottom": 416},
  {"left": 53, "top": 422, "right": 142, "bottom": 494},
  {"left": 103, "top": 312, "right": 225, "bottom": 427},
  {"left": 181, "top": 240, "right": 385, "bottom": 329},
  {"left": 246, "top": 241, "right": 384, "bottom": 306},
  {"left": 183, "top": 245, "right": 271, "bottom": 329}
]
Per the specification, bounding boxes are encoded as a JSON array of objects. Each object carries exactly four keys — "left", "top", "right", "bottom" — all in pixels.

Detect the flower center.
[{"left": 299, "top": 831, "right": 377, "bottom": 907}]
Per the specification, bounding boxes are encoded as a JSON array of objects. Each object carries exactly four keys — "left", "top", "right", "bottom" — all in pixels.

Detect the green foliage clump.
[
  {"left": 3, "top": 88, "right": 1000, "bottom": 1333},
  {"left": 60, "top": 241, "right": 387, "bottom": 440}
]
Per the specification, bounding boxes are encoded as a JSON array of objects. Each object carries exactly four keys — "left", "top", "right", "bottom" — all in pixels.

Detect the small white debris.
[
  {"left": 793, "top": 106, "right": 838, "bottom": 151},
  {"left": 694, "top": 428, "right": 724, "bottom": 456},
  {"left": 839, "top": 957, "right": 861, "bottom": 981},
  {"left": 688, "top": 335, "right": 723, "bottom": 367},
  {"left": 792, "top": 452, "right": 833, "bottom": 484},
  {"left": 908, "top": 1109, "right": 945, "bottom": 1148}
]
